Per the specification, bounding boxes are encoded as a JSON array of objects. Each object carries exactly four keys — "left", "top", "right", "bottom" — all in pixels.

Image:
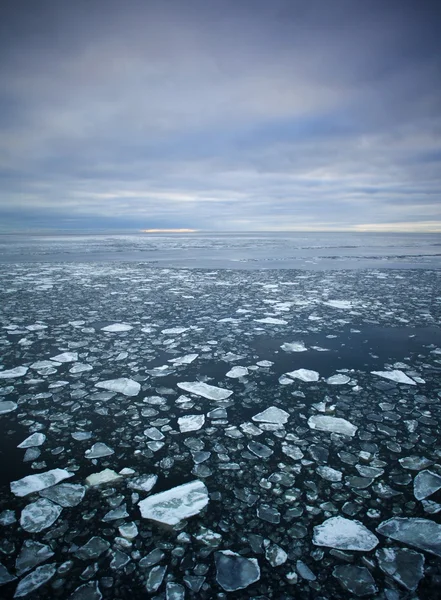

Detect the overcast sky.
[{"left": 1, "top": 0, "right": 440, "bottom": 232}]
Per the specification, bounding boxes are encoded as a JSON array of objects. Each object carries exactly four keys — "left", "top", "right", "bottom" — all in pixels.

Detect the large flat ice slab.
[
  {"left": 371, "top": 369, "right": 416, "bottom": 385},
  {"left": 101, "top": 323, "right": 133, "bottom": 332},
  {"left": 215, "top": 550, "right": 260, "bottom": 591},
  {"left": 377, "top": 517, "right": 441, "bottom": 557},
  {"left": 95, "top": 378, "right": 141, "bottom": 396},
  {"left": 308, "top": 415, "right": 357, "bottom": 437},
  {"left": 138, "top": 480, "right": 209, "bottom": 525},
  {"left": 20, "top": 499, "right": 62, "bottom": 533},
  {"left": 177, "top": 381, "right": 233, "bottom": 401},
  {"left": 313, "top": 517, "right": 379, "bottom": 551},
  {"left": 11, "top": 469, "right": 73, "bottom": 497}
]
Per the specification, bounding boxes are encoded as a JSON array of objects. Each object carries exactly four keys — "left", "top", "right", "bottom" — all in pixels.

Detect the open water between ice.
[{"left": 0, "top": 234, "right": 441, "bottom": 598}]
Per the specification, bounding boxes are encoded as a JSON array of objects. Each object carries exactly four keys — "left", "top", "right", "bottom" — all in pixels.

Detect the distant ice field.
[{"left": 1, "top": 231, "right": 441, "bottom": 269}]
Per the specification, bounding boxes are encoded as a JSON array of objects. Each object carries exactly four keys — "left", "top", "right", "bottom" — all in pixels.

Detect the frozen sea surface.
[{"left": 0, "top": 237, "right": 440, "bottom": 598}]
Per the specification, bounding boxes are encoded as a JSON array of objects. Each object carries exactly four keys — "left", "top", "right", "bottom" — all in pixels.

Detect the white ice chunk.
[
  {"left": 85, "top": 443, "right": 114, "bottom": 459},
  {"left": 281, "top": 342, "right": 307, "bottom": 352},
  {"left": 371, "top": 370, "right": 416, "bottom": 385},
  {"left": 85, "top": 469, "right": 123, "bottom": 487},
  {"left": 11, "top": 469, "right": 73, "bottom": 497},
  {"left": 256, "top": 360, "right": 273, "bottom": 367},
  {"left": 69, "top": 363, "right": 93, "bottom": 374},
  {"left": 226, "top": 366, "right": 249, "bottom": 378},
  {"left": 252, "top": 407, "right": 289, "bottom": 425},
  {"left": 178, "top": 415, "right": 206, "bottom": 433},
  {"left": 308, "top": 415, "right": 357, "bottom": 437},
  {"left": 177, "top": 381, "right": 233, "bottom": 401},
  {"left": 50, "top": 352, "right": 78, "bottom": 363},
  {"left": 0, "top": 366, "right": 28, "bottom": 379},
  {"left": 20, "top": 499, "right": 62, "bottom": 533},
  {"left": 313, "top": 517, "right": 379, "bottom": 551},
  {"left": 323, "top": 300, "right": 353, "bottom": 309},
  {"left": 286, "top": 369, "right": 319, "bottom": 382},
  {"left": 95, "top": 378, "right": 141, "bottom": 396},
  {"left": 254, "top": 317, "right": 287, "bottom": 325},
  {"left": 101, "top": 323, "right": 133, "bottom": 332},
  {"left": 161, "top": 327, "right": 189, "bottom": 335},
  {"left": 139, "top": 480, "right": 209, "bottom": 525},
  {"left": 169, "top": 354, "right": 198, "bottom": 366},
  {"left": 18, "top": 433, "right": 46, "bottom": 448},
  {"left": 326, "top": 374, "right": 351, "bottom": 385}
]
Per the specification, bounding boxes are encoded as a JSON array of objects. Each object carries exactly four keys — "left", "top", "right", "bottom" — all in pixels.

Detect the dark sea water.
[{"left": 0, "top": 233, "right": 440, "bottom": 599}]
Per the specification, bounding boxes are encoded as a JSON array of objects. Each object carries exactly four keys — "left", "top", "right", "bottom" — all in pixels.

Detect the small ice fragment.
[
  {"left": 69, "top": 363, "right": 93, "bottom": 374},
  {"left": 308, "top": 415, "right": 357, "bottom": 437},
  {"left": 50, "top": 352, "right": 78, "bottom": 363},
  {"left": 178, "top": 415, "right": 205, "bottom": 433},
  {"left": 18, "top": 433, "right": 46, "bottom": 448},
  {"left": 414, "top": 470, "right": 441, "bottom": 501},
  {"left": 101, "top": 323, "right": 133, "bottom": 332},
  {"left": 75, "top": 537, "right": 110, "bottom": 560},
  {"left": 333, "top": 565, "right": 378, "bottom": 596},
  {"left": 15, "top": 540, "right": 54, "bottom": 575},
  {"left": 11, "top": 469, "right": 73, "bottom": 497},
  {"left": 177, "top": 381, "right": 233, "bottom": 401},
  {"left": 256, "top": 360, "right": 273, "bottom": 367},
  {"left": 95, "top": 378, "right": 140, "bottom": 396},
  {"left": 371, "top": 370, "right": 416, "bottom": 385},
  {"left": 127, "top": 474, "right": 158, "bottom": 493},
  {"left": 0, "top": 366, "right": 28, "bottom": 379},
  {"left": 215, "top": 550, "right": 260, "bottom": 591},
  {"left": 138, "top": 480, "right": 209, "bottom": 526},
  {"left": 252, "top": 406, "right": 289, "bottom": 425},
  {"left": 286, "top": 369, "right": 319, "bottom": 382},
  {"left": 85, "top": 469, "right": 123, "bottom": 487},
  {"left": 144, "top": 427, "right": 164, "bottom": 440},
  {"left": 317, "top": 466, "right": 342, "bottom": 482},
  {"left": 376, "top": 547, "right": 425, "bottom": 591},
  {"left": 323, "top": 300, "right": 353, "bottom": 309},
  {"left": 248, "top": 441, "right": 273, "bottom": 458},
  {"left": 39, "top": 483, "right": 86, "bottom": 507},
  {"left": 313, "top": 517, "right": 379, "bottom": 551},
  {"left": 265, "top": 544, "right": 287, "bottom": 567}
]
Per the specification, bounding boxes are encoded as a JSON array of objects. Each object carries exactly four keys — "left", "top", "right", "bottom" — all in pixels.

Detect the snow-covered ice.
[
  {"left": 11, "top": 469, "right": 73, "bottom": 497},
  {"left": 0, "top": 366, "right": 28, "bottom": 379},
  {"left": 313, "top": 517, "right": 379, "bottom": 551},
  {"left": 286, "top": 368, "right": 319, "bottom": 382},
  {"left": 50, "top": 352, "right": 78, "bottom": 363},
  {"left": 280, "top": 341, "right": 307, "bottom": 352},
  {"left": 178, "top": 414, "right": 205, "bottom": 433},
  {"left": 101, "top": 323, "right": 133, "bottom": 332},
  {"left": 138, "top": 480, "right": 209, "bottom": 525},
  {"left": 20, "top": 499, "right": 62, "bottom": 533},
  {"left": 226, "top": 366, "right": 248, "bottom": 378}
]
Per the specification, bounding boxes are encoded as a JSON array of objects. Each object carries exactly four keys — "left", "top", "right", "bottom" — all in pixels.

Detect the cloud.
[{"left": 0, "top": 0, "right": 440, "bottom": 231}]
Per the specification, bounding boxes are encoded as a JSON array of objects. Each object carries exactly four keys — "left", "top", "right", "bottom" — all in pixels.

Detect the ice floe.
[
  {"left": 178, "top": 414, "right": 205, "bottom": 432},
  {"left": 177, "top": 381, "right": 233, "bottom": 401},
  {"left": 20, "top": 499, "right": 62, "bottom": 533},
  {"left": 377, "top": 517, "right": 441, "bottom": 557},
  {"left": 94, "top": 377, "right": 141, "bottom": 396},
  {"left": 371, "top": 369, "right": 416, "bottom": 385},
  {"left": 0, "top": 366, "right": 28, "bottom": 379},
  {"left": 101, "top": 323, "right": 133, "bottom": 332},
  {"left": 286, "top": 368, "right": 319, "bottom": 382},
  {"left": 11, "top": 469, "right": 73, "bottom": 497},
  {"left": 215, "top": 550, "right": 260, "bottom": 591},
  {"left": 139, "top": 480, "right": 209, "bottom": 525},
  {"left": 313, "top": 517, "right": 379, "bottom": 551},
  {"left": 252, "top": 406, "right": 289, "bottom": 425},
  {"left": 308, "top": 415, "right": 357, "bottom": 437}
]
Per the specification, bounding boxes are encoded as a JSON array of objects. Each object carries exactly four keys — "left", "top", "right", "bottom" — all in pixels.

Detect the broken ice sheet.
[
  {"left": 413, "top": 470, "right": 441, "bottom": 501},
  {"left": 20, "top": 499, "right": 62, "bottom": 533},
  {"left": 11, "top": 469, "right": 73, "bottom": 497},
  {"left": 377, "top": 517, "right": 441, "bottom": 557},
  {"left": 0, "top": 366, "right": 28, "bottom": 379},
  {"left": 226, "top": 366, "right": 248, "bottom": 378},
  {"left": 0, "top": 400, "right": 18, "bottom": 414},
  {"left": 333, "top": 565, "right": 378, "bottom": 596},
  {"left": 15, "top": 540, "right": 54, "bottom": 575},
  {"left": 281, "top": 341, "right": 307, "bottom": 352},
  {"left": 376, "top": 547, "right": 425, "bottom": 591},
  {"left": 85, "top": 442, "right": 114, "bottom": 459},
  {"left": 139, "top": 480, "right": 209, "bottom": 525},
  {"left": 14, "top": 563, "right": 57, "bottom": 598}
]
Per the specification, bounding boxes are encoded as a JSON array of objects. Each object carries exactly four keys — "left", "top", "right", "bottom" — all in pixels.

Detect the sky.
[{"left": 0, "top": 0, "right": 440, "bottom": 232}]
